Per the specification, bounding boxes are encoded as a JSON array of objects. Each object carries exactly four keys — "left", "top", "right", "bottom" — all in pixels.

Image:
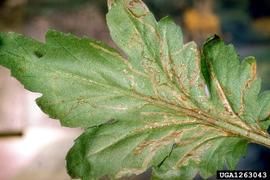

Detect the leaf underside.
[{"left": 0, "top": 0, "right": 270, "bottom": 180}]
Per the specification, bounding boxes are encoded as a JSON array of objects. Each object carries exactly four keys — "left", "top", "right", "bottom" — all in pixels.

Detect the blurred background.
[{"left": 0, "top": 0, "right": 269, "bottom": 179}]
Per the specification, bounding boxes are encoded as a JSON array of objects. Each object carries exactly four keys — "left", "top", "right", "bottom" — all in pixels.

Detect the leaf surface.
[{"left": 0, "top": 0, "right": 270, "bottom": 179}]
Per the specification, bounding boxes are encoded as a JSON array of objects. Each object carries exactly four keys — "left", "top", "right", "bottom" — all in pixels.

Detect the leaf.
[
  {"left": 0, "top": 30, "right": 155, "bottom": 128},
  {"left": 0, "top": 0, "right": 270, "bottom": 179}
]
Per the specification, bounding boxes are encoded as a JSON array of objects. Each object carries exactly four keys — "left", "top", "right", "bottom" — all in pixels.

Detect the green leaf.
[
  {"left": 0, "top": 30, "right": 155, "bottom": 128},
  {"left": 0, "top": 0, "right": 270, "bottom": 180},
  {"left": 258, "top": 91, "right": 270, "bottom": 129},
  {"left": 202, "top": 36, "right": 270, "bottom": 129}
]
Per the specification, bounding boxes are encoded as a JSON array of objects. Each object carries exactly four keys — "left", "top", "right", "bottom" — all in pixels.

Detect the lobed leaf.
[{"left": 0, "top": 0, "right": 270, "bottom": 179}]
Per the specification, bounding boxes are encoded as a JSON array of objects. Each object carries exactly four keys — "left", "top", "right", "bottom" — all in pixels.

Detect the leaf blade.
[{"left": 0, "top": 31, "right": 153, "bottom": 127}]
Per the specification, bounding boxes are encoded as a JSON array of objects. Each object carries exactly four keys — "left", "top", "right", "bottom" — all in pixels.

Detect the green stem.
[{"left": 215, "top": 120, "right": 270, "bottom": 149}]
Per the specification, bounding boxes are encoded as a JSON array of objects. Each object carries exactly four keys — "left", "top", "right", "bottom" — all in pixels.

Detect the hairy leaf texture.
[{"left": 0, "top": 0, "right": 270, "bottom": 179}]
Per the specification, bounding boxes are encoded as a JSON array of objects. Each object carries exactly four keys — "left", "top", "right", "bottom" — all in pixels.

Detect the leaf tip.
[
  {"left": 45, "top": 29, "right": 59, "bottom": 38},
  {"left": 203, "top": 34, "right": 222, "bottom": 47},
  {"left": 126, "top": 0, "right": 149, "bottom": 18},
  {"left": 243, "top": 56, "right": 256, "bottom": 65},
  {"left": 0, "top": 32, "right": 10, "bottom": 48},
  {"left": 160, "top": 16, "right": 173, "bottom": 22},
  {"left": 0, "top": 35, "right": 3, "bottom": 48},
  {"left": 107, "top": 0, "right": 116, "bottom": 10}
]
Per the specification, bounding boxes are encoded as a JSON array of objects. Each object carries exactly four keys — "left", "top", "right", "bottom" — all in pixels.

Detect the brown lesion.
[
  {"left": 174, "top": 64, "right": 191, "bottom": 99},
  {"left": 127, "top": 29, "right": 141, "bottom": 49},
  {"left": 61, "top": 101, "right": 81, "bottom": 119},
  {"left": 244, "top": 62, "right": 257, "bottom": 89},
  {"left": 169, "top": 42, "right": 207, "bottom": 107},
  {"left": 123, "top": 0, "right": 159, "bottom": 42},
  {"left": 174, "top": 135, "right": 224, "bottom": 168},
  {"left": 175, "top": 128, "right": 215, "bottom": 147},
  {"left": 159, "top": 38, "right": 174, "bottom": 82},
  {"left": 132, "top": 119, "right": 199, "bottom": 135},
  {"left": 133, "top": 130, "right": 183, "bottom": 155},
  {"left": 159, "top": 39, "right": 194, "bottom": 107},
  {"left": 126, "top": 0, "right": 149, "bottom": 18},
  {"left": 59, "top": 95, "right": 94, "bottom": 119},
  {"left": 164, "top": 51, "right": 194, "bottom": 107},
  {"left": 238, "top": 61, "right": 257, "bottom": 120}
]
